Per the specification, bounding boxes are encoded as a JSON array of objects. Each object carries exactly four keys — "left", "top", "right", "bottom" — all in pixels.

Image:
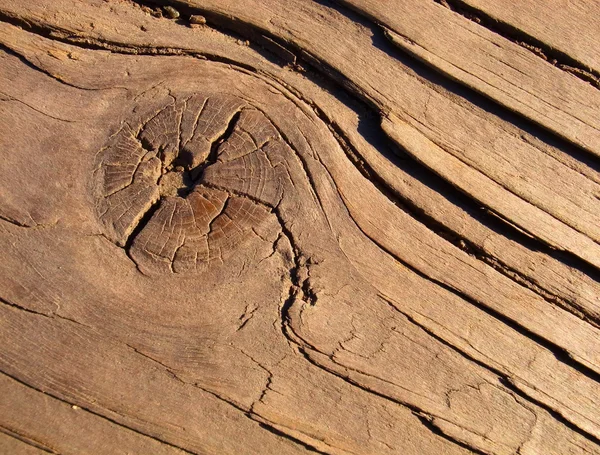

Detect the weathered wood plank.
[
  {"left": 0, "top": 29, "right": 490, "bottom": 454},
  {"left": 147, "top": 0, "right": 600, "bottom": 270},
  {"left": 5, "top": 2, "right": 599, "bottom": 329},
  {"left": 2, "top": 1, "right": 600, "bottom": 454},
  {"left": 330, "top": 0, "right": 600, "bottom": 158},
  {"left": 451, "top": 0, "right": 600, "bottom": 76},
  {"left": 5, "top": 11, "right": 600, "bottom": 386}
]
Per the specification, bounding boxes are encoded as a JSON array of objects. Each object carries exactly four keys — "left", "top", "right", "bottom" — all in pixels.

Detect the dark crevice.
[
  {"left": 0, "top": 8, "right": 284, "bottom": 73},
  {"left": 284, "top": 289, "right": 600, "bottom": 451},
  {"left": 0, "top": 213, "right": 35, "bottom": 228},
  {"left": 152, "top": 0, "right": 600, "bottom": 320},
  {"left": 436, "top": 0, "right": 600, "bottom": 89},
  {"left": 268, "top": 2, "right": 600, "bottom": 307},
  {"left": 303, "top": 84, "right": 600, "bottom": 325},
  {"left": 301, "top": 277, "right": 318, "bottom": 306},
  {"left": 413, "top": 415, "right": 490, "bottom": 455},
  {"left": 0, "top": 296, "right": 54, "bottom": 319},
  {"left": 135, "top": 0, "right": 381, "bottom": 112},
  {"left": 187, "top": 110, "right": 242, "bottom": 182},
  {"left": 0, "top": 426, "right": 57, "bottom": 454},
  {"left": 316, "top": 0, "right": 600, "bottom": 172},
  {"left": 6, "top": 0, "right": 598, "bottom": 322},
  {"left": 123, "top": 198, "right": 161, "bottom": 252},
  {"left": 0, "top": 296, "right": 90, "bottom": 328},
  {"left": 153, "top": 0, "right": 600, "bottom": 289},
  {"left": 0, "top": 42, "right": 99, "bottom": 92},
  {"left": 6, "top": 2, "right": 600, "bottom": 449},
  {"left": 349, "top": 206, "right": 600, "bottom": 386},
  {"left": 273, "top": 210, "right": 309, "bottom": 309},
  {"left": 5, "top": 0, "right": 600, "bottom": 282},
  {"left": 293, "top": 345, "right": 491, "bottom": 455},
  {"left": 497, "top": 376, "right": 600, "bottom": 447},
  {"left": 255, "top": 424, "right": 331, "bottom": 455},
  {"left": 122, "top": 108, "right": 243, "bottom": 258},
  {"left": 304, "top": 111, "right": 600, "bottom": 441},
  {"left": 129, "top": 0, "right": 298, "bottom": 68},
  {"left": 355, "top": 123, "right": 600, "bottom": 324}
]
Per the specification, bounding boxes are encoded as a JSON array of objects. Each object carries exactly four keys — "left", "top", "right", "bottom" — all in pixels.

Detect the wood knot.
[{"left": 95, "top": 93, "right": 293, "bottom": 275}]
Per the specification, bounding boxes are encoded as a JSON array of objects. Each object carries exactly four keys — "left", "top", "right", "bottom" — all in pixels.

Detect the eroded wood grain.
[
  {"left": 330, "top": 0, "right": 600, "bottom": 159},
  {"left": 450, "top": 0, "right": 600, "bottom": 76},
  {"left": 1, "top": 1, "right": 600, "bottom": 455},
  {"left": 142, "top": 0, "right": 600, "bottom": 270}
]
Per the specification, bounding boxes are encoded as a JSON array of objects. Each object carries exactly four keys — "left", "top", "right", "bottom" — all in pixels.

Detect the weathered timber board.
[
  {"left": 331, "top": 0, "right": 600, "bottom": 159},
  {"left": 149, "top": 0, "right": 600, "bottom": 270},
  {"left": 451, "top": 0, "right": 600, "bottom": 76},
  {"left": 1, "top": 1, "right": 600, "bottom": 455}
]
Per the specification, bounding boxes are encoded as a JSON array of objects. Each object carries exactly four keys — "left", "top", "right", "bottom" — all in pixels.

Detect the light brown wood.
[
  {"left": 452, "top": 0, "right": 600, "bottom": 75},
  {"left": 152, "top": 0, "right": 600, "bottom": 269},
  {"left": 0, "top": 372, "right": 189, "bottom": 455},
  {"left": 1, "top": 1, "right": 599, "bottom": 454},
  {"left": 335, "top": 0, "right": 600, "bottom": 159}
]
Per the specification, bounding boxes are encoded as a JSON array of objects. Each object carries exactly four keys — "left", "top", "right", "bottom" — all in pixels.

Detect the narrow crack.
[
  {"left": 0, "top": 214, "right": 59, "bottom": 230},
  {"left": 412, "top": 415, "right": 490, "bottom": 455},
  {"left": 0, "top": 425, "right": 58, "bottom": 454},
  {"left": 270, "top": 212, "right": 499, "bottom": 452},
  {"left": 293, "top": 344, "right": 492, "bottom": 455},
  {"left": 254, "top": 423, "right": 332, "bottom": 455},
  {"left": 272, "top": 207, "right": 317, "bottom": 312},
  {"left": 117, "top": 102, "right": 244, "bottom": 266},
  {"left": 379, "top": 293, "right": 600, "bottom": 445},
  {"left": 124, "top": 198, "right": 162, "bottom": 254},
  {"left": 498, "top": 376, "right": 600, "bottom": 448},
  {"left": 0, "top": 371, "right": 197, "bottom": 455},
  {"left": 187, "top": 110, "right": 242, "bottom": 183},
  {"left": 126, "top": 344, "right": 335, "bottom": 454},
  {"left": 131, "top": 0, "right": 307, "bottom": 69},
  {"left": 0, "top": 42, "right": 109, "bottom": 92},
  {"left": 0, "top": 10, "right": 263, "bottom": 74},
  {"left": 0, "top": 90, "right": 76, "bottom": 123},
  {"left": 0, "top": 296, "right": 90, "bottom": 328}
]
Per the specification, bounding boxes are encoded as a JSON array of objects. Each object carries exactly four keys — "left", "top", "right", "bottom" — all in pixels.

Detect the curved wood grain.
[{"left": 1, "top": 1, "right": 599, "bottom": 454}]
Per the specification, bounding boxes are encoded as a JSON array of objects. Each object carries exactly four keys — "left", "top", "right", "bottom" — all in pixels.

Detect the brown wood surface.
[
  {"left": 334, "top": 0, "right": 600, "bottom": 159},
  {"left": 1, "top": 1, "right": 599, "bottom": 454},
  {"left": 450, "top": 0, "right": 600, "bottom": 76}
]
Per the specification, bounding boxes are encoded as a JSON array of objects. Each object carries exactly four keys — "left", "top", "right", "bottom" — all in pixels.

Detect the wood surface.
[
  {"left": 450, "top": 0, "right": 600, "bottom": 76},
  {"left": 1, "top": 1, "right": 599, "bottom": 454},
  {"left": 334, "top": 0, "right": 600, "bottom": 159}
]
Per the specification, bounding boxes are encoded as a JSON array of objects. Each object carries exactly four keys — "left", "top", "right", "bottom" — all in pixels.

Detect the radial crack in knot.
[{"left": 95, "top": 92, "right": 295, "bottom": 275}]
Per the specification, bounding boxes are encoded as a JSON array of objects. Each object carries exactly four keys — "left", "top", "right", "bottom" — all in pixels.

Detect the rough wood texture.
[
  {"left": 1, "top": 1, "right": 599, "bottom": 454},
  {"left": 333, "top": 0, "right": 600, "bottom": 159},
  {"left": 152, "top": 0, "right": 600, "bottom": 270},
  {"left": 450, "top": 0, "right": 600, "bottom": 76}
]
